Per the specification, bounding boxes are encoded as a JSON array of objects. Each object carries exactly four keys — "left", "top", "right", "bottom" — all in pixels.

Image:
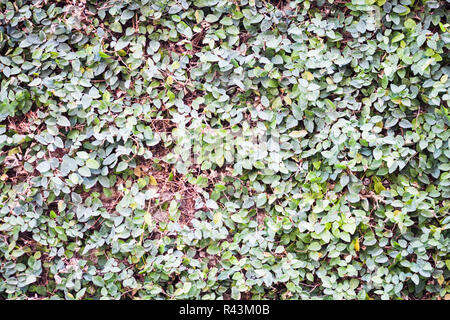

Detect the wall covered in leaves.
[{"left": 0, "top": 0, "right": 449, "bottom": 300}]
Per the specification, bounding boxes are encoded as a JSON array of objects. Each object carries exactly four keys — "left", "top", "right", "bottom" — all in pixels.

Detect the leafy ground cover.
[{"left": 0, "top": 0, "right": 449, "bottom": 300}]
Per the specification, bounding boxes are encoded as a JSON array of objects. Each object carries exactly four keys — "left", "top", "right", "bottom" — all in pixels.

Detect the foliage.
[{"left": 0, "top": 0, "right": 449, "bottom": 300}]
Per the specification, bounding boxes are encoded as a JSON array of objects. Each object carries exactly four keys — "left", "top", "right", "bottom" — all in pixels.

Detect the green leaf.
[
  {"left": 57, "top": 116, "right": 71, "bottom": 127},
  {"left": 373, "top": 148, "right": 382, "bottom": 160},
  {"left": 86, "top": 159, "right": 100, "bottom": 170},
  {"left": 404, "top": 18, "right": 416, "bottom": 30},
  {"left": 36, "top": 161, "right": 51, "bottom": 173},
  {"left": 391, "top": 32, "right": 405, "bottom": 43},
  {"left": 99, "top": 51, "right": 111, "bottom": 59},
  {"left": 116, "top": 161, "right": 128, "bottom": 172},
  {"left": 78, "top": 166, "right": 91, "bottom": 177},
  {"left": 29, "top": 78, "right": 42, "bottom": 86}
]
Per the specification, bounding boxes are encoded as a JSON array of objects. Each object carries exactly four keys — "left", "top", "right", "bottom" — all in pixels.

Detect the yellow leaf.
[
  {"left": 57, "top": 200, "right": 65, "bottom": 212},
  {"left": 283, "top": 95, "right": 292, "bottom": 106},
  {"left": 213, "top": 212, "right": 222, "bottom": 225},
  {"left": 392, "top": 98, "right": 402, "bottom": 105},
  {"left": 171, "top": 61, "right": 180, "bottom": 69},
  {"left": 134, "top": 166, "right": 141, "bottom": 177},
  {"left": 8, "top": 147, "right": 20, "bottom": 156},
  {"left": 289, "top": 130, "right": 308, "bottom": 138},
  {"left": 194, "top": 11, "right": 201, "bottom": 23},
  {"left": 302, "top": 71, "right": 314, "bottom": 81},
  {"left": 354, "top": 238, "right": 360, "bottom": 252},
  {"left": 144, "top": 211, "right": 152, "bottom": 226},
  {"left": 149, "top": 175, "right": 157, "bottom": 186},
  {"left": 437, "top": 275, "right": 444, "bottom": 286}
]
